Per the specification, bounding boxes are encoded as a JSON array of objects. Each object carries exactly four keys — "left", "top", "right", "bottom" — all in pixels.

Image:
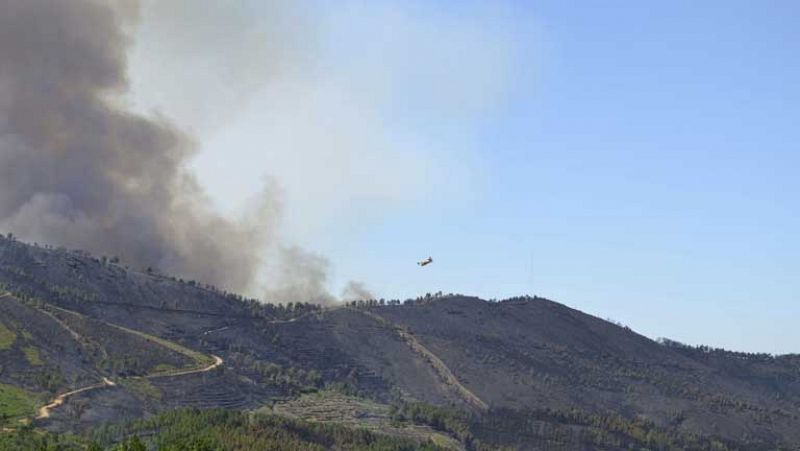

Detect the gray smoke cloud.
[
  {"left": 341, "top": 281, "right": 374, "bottom": 303},
  {"left": 0, "top": 0, "right": 281, "bottom": 293},
  {"left": 0, "top": 0, "right": 515, "bottom": 305},
  {"left": 263, "top": 246, "right": 336, "bottom": 305}
]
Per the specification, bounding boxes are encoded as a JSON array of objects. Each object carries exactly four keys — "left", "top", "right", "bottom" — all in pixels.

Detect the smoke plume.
[
  {"left": 0, "top": 0, "right": 517, "bottom": 304},
  {"left": 341, "top": 281, "right": 374, "bottom": 303},
  {"left": 262, "top": 246, "right": 337, "bottom": 305},
  {"left": 0, "top": 0, "right": 278, "bottom": 293}
]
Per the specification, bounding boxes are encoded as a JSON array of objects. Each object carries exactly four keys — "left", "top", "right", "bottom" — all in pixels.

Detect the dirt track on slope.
[
  {"left": 26, "top": 301, "right": 225, "bottom": 420},
  {"left": 37, "top": 377, "right": 116, "bottom": 419},
  {"left": 36, "top": 355, "right": 225, "bottom": 420},
  {"left": 355, "top": 309, "right": 488, "bottom": 411}
]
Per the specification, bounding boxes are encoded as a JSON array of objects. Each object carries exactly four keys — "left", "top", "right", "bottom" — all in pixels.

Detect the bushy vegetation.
[
  {"left": 389, "top": 401, "right": 790, "bottom": 451},
  {"left": 0, "top": 383, "right": 36, "bottom": 423},
  {"left": 1, "top": 408, "right": 447, "bottom": 450},
  {"left": 226, "top": 352, "right": 322, "bottom": 394},
  {"left": 0, "top": 426, "right": 86, "bottom": 451},
  {"left": 89, "top": 408, "right": 444, "bottom": 451},
  {"left": 0, "top": 403, "right": 787, "bottom": 451},
  {"left": 390, "top": 402, "right": 476, "bottom": 446}
]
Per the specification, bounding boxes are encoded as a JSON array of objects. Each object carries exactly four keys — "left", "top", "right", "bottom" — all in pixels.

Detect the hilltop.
[{"left": 1, "top": 235, "right": 800, "bottom": 450}]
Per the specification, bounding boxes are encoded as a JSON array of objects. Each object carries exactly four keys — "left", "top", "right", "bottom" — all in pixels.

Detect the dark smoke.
[{"left": 0, "top": 0, "right": 277, "bottom": 292}]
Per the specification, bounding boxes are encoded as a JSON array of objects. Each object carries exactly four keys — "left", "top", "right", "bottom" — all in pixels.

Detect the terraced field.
[
  {"left": 151, "top": 372, "right": 247, "bottom": 410},
  {"left": 271, "top": 391, "right": 464, "bottom": 450},
  {"left": 0, "top": 291, "right": 229, "bottom": 429}
]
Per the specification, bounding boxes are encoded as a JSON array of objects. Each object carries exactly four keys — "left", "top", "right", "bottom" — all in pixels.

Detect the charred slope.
[
  {"left": 0, "top": 236, "right": 458, "bottom": 408},
  {"left": 0, "top": 292, "right": 226, "bottom": 428},
  {"left": 0, "top": 293, "right": 96, "bottom": 397},
  {"left": 0, "top": 235, "right": 251, "bottom": 318},
  {"left": 2, "top": 236, "right": 800, "bottom": 449},
  {"left": 371, "top": 296, "right": 800, "bottom": 444}
]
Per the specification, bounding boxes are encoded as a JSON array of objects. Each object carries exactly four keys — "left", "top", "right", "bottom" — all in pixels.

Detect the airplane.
[{"left": 417, "top": 256, "right": 433, "bottom": 267}]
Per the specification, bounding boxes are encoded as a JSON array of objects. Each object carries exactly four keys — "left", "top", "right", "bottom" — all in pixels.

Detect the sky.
[{"left": 126, "top": 1, "right": 799, "bottom": 354}]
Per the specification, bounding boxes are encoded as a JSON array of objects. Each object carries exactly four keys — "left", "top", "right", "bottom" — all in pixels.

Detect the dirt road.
[
  {"left": 37, "top": 354, "right": 224, "bottom": 419},
  {"left": 37, "top": 377, "right": 116, "bottom": 419}
]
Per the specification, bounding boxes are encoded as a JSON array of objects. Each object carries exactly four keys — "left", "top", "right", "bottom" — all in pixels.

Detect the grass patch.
[
  {"left": 22, "top": 346, "right": 43, "bottom": 366},
  {"left": 0, "top": 321, "right": 16, "bottom": 350},
  {"left": 150, "top": 363, "right": 178, "bottom": 374},
  {"left": 106, "top": 323, "right": 214, "bottom": 368},
  {"left": 124, "top": 379, "right": 162, "bottom": 400},
  {"left": 0, "top": 383, "right": 36, "bottom": 422}
]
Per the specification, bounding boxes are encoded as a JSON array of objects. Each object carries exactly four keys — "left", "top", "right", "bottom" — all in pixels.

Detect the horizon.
[{"left": 1, "top": 233, "right": 794, "bottom": 358}]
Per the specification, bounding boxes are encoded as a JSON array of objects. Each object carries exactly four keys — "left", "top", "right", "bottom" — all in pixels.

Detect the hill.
[{"left": 1, "top": 234, "right": 799, "bottom": 450}]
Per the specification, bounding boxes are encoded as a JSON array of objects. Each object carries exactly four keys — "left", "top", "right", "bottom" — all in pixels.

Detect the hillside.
[{"left": 1, "top": 235, "right": 800, "bottom": 450}]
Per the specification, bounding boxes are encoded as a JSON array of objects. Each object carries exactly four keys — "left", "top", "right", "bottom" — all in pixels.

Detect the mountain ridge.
[{"left": 1, "top": 234, "right": 800, "bottom": 449}]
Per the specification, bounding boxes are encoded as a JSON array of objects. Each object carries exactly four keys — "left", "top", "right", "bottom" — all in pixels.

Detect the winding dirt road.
[
  {"left": 28, "top": 302, "right": 225, "bottom": 420},
  {"left": 36, "top": 355, "right": 224, "bottom": 420},
  {"left": 37, "top": 377, "right": 116, "bottom": 419},
  {"left": 1, "top": 293, "right": 227, "bottom": 427}
]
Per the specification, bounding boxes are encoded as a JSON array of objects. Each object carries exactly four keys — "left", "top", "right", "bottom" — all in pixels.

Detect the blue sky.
[{"left": 130, "top": 1, "right": 799, "bottom": 353}]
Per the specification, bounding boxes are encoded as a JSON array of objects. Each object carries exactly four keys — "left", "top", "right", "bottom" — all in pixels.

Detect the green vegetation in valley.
[
  {"left": 0, "top": 321, "right": 16, "bottom": 350},
  {"left": 0, "top": 408, "right": 447, "bottom": 450},
  {"left": 271, "top": 391, "right": 463, "bottom": 449},
  {"left": 0, "top": 428, "right": 87, "bottom": 451},
  {"left": 0, "top": 403, "right": 771, "bottom": 451},
  {"left": 0, "top": 383, "right": 36, "bottom": 422},
  {"left": 90, "top": 408, "right": 446, "bottom": 451}
]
